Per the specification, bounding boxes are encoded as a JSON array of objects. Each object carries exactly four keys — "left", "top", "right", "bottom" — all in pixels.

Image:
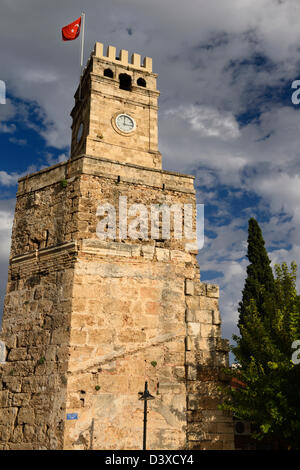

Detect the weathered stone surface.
[{"left": 185, "top": 279, "right": 194, "bottom": 296}]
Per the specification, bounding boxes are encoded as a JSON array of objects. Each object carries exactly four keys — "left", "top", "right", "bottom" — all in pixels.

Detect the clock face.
[
  {"left": 116, "top": 114, "right": 136, "bottom": 133},
  {"left": 77, "top": 122, "right": 84, "bottom": 143}
]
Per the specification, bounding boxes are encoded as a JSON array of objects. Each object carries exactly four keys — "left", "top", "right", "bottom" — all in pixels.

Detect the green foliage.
[
  {"left": 95, "top": 385, "right": 101, "bottom": 391},
  {"left": 150, "top": 361, "right": 157, "bottom": 368},
  {"left": 37, "top": 356, "right": 46, "bottom": 365},
  {"left": 238, "top": 218, "right": 275, "bottom": 329},
  {"left": 222, "top": 261, "right": 300, "bottom": 449},
  {"left": 60, "top": 179, "right": 68, "bottom": 188}
]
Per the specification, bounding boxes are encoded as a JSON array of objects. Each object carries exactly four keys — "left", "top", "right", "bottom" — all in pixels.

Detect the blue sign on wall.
[{"left": 66, "top": 413, "right": 78, "bottom": 420}]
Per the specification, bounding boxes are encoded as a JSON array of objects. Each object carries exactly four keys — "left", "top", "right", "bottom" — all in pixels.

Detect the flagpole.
[{"left": 79, "top": 12, "right": 85, "bottom": 101}]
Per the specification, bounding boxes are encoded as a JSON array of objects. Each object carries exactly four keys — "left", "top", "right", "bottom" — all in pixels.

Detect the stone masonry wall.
[
  {"left": 0, "top": 245, "right": 77, "bottom": 449},
  {"left": 0, "top": 156, "right": 234, "bottom": 449},
  {"left": 64, "top": 245, "right": 190, "bottom": 449},
  {"left": 185, "top": 278, "right": 234, "bottom": 450}
]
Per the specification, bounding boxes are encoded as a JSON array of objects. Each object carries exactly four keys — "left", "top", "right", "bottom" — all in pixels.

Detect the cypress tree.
[
  {"left": 238, "top": 217, "right": 275, "bottom": 330},
  {"left": 221, "top": 262, "right": 300, "bottom": 449}
]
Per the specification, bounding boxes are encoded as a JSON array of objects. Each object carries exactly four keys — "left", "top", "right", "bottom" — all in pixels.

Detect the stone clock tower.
[
  {"left": 70, "top": 43, "right": 160, "bottom": 169},
  {"left": 0, "top": 43, "right": 234, "bottom": 450}
]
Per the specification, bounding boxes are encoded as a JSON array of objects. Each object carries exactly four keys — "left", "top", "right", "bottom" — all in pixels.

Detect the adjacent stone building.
[{"left": 0, "top": 43, "right": 234, "bottom": 450}]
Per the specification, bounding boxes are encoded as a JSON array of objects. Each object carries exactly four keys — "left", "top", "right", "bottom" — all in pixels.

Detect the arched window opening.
[
  {"left": 137, "top": 77, "right": 146, "bottom": 88},
  {"left": 119, "top": 73, "right": 132, "bottom": 91},
  {"left": 104, "top": 68, "right": 114, "bottom": 78}
]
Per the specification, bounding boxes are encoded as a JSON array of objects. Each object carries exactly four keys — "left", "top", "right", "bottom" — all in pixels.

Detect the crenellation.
[
  {"left": 131, "top": 53, "right": 141, "bottom": 67},
  {"left": 93, "top": 42, "right": 153, "bottom": 73},
  {"left": 119, "top": 49, "right": 128, "bottom": 64},
  {"left": 107, "top": 45, "right": 116, "bottom": 60}
]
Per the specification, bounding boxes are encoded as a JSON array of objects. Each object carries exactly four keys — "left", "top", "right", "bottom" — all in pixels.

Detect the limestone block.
[
  {"left": 3, "top": 377, "right": 22, "bottom": 393},
  {"left": 185, "top": 336, "right": 192, "bottom": 351},
  {"left": 145, "top": 301, "right": 160, "bottom": 315},
  {"left": 0, "top": 407, "right": 18, "bottom": 426},
  {"left": 130, "top": 245, "right": 141, "bottom": 257},
  {"left": 197, "top": 337, "right": 216, "bottom": 351},
  {"left": 0, "top": 424, "right": 12, "bottom": 441},
  {"left": 186, "top": 365, "right": 197, "bottom": 381},
  {"left": 194, "top": 282, "right": 206, "bottom": 296},
  {"left": 24, "top": 424, "right": 36, "bottom": 442},
  {"left": 70, "top": 329, "right": 87, "bottom": 345},
  {"left": 107, "top": 45, "right": 116, "bottom": 60},
  {"left": 185, "top": 350, "right": 197, "bottom": 364},
  {"left": 141, "top": 245, "right": 155, "bottom": 259},
  {"left": 12, "top": 425, "right": 23, "bottom": 443},
  {"left": 206, "top": 284, "right": 219, "bottom": 298},
  {"left": 185, "top": 308, "right": 194, "bottom": 322},
  {"left": 51, "top": 328, "right": 69, "bottom": 345},
  {"left": 200, "top": 324, "right": 219, "bottom": 338},
  {"left": 12, "top": 393, "right": 31, "bottom": 407},
  {"left": 170, "top": 250, "right": 191, "bottom": 263},
  {"left": 94, "top": 42, "right": 104, "bottom": 57},
  {"left": 173, "top": 366, "right": 185, "bottom": 381},
  {"left": 119, "top": 49, "right": 128, "bottom": 64},
  {"left": 0, "top": 390, "right": 9, "bottom": 407},
  {"left": 143, "top": 57, "right": 152, "bottom": 71},
  {"left": 185, "top": 279, "right": 194, "bottom": 295},
  {"left": 8, "top": 348, "right": 27, "bottom": 362},
  {"left": 198, "top": 295, "right": 218, "bottom": 310},
  {"left": 131, "top": 53, "right": 141, "bottom": 67},
  {"left": 187, "top": 322, "right": 200, "bottom": 337},
  {"left": 185, "top": 296, "right": 200, "bottom": 310},
  {"left": 156, "top": 248, "right": 169, "bottom": 261},
  {"left": 194, "top": 309, "right": 213, "bottom": 324},
  {"left": 212, "top": 309, "right": 221, "bottom": 325}
]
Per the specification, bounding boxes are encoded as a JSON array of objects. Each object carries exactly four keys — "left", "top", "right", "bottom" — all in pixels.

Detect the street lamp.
[{"left": 139, "top": 381, "right": 155, "bottom": 450}]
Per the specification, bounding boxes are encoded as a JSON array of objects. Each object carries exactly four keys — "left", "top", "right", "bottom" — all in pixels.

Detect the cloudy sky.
[{"left": 1, "top": 0, "right": 300, "bottom": 354}]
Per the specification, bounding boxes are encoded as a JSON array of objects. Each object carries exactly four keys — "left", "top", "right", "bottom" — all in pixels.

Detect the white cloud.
[
  {"left": 45, "top": 152, "right": 68, "bottom": 166},
  {"left": 0, "top": 200, "right": 15, "bottom": 322},
  {"left": 0, "top": 201, "right": 14, "bottom": 262},
  {"left": 9, "top": 137, "right": 27, "bottom": 146},
  {"left": 0, "top": 98, "right": 17, "bottom": 133},
  {"left": 0, "top": 171, "right": 21, "bottom": 186},
  {"left": 165, "top": 105, "right": 240, "bottom": 140},
  {"left": 0, "top": 123, "right": 16, "bottom": 134}
]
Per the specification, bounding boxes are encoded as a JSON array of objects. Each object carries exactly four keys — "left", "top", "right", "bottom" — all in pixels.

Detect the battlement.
[{"left": 92, "top": 42, "right": 153, "bottom": 72}]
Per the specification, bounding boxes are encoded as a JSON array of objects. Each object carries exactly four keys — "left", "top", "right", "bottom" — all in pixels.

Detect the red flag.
[{"left": 62, "top": 17, "right": 81, "bottom": 41}]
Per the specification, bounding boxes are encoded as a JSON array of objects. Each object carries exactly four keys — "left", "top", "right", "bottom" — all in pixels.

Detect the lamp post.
[{"left": 139, "top": 381, "right": 155, "bottom": 450}]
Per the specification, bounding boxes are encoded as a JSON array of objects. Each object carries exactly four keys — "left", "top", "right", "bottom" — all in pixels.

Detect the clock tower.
[
  {"left": 70, "top": 42, "right": 161, "bottom": 169},
  {"left": 0, "top": 43, "right": 234, "bottom": 450}
]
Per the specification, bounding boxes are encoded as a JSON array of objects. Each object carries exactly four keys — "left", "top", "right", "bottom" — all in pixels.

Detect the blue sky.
[{"left": 1, "top": 0, "right": 300, "bottom": 355}]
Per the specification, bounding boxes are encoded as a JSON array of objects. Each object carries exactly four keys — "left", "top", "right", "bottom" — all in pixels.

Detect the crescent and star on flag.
[
  {"left": 61, "top": 16, "right": 82, "bottom": 41},
  {"left": 61, "top": 13, "right": 86, "bottom": 69}
]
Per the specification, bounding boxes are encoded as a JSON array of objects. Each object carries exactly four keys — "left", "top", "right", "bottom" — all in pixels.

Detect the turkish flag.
[{"left": 62, "top": 17, "right": 81, "bottom": 41}]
